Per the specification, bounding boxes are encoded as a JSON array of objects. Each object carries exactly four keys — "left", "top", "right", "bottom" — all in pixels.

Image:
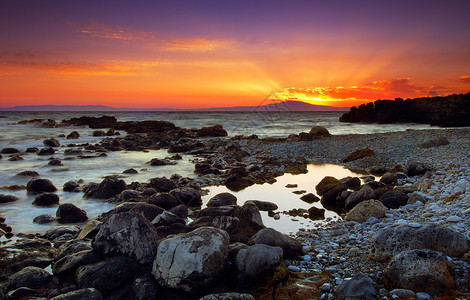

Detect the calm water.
[{"left": 0, "top": 111, "right": 435, "bottom": 234}]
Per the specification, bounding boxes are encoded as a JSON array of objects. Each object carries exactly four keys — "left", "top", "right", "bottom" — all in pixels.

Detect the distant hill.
[{"left": 0, "top": 101, "right": 348, "bottom": 112}]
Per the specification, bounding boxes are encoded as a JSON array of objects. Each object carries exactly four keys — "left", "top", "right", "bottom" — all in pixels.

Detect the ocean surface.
[{"left": 0, "top": 111, "right": 437, "bottom": 235}]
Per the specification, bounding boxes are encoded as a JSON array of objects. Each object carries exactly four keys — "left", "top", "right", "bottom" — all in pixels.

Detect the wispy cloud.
[
  {"left": 161, "top": 37, "right": 233, "bottom": 52},
  {"left": 460, "top": 75, "right": 470, "bottom": 84},
  {"left": 79, "top": 22, "right": 153, "bottom": 41}
]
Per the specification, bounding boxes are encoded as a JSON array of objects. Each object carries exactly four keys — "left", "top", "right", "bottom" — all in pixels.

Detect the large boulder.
[
  {"left": 315, "top": 176, "right": 341, "bottom": 196},
  {"left": 170, "top": 187, "right": 202, "bottom": 207},
  {"left": 234, "top": 203, "right": 265, "bottom": 241},
  {"left": 92, "top": 212, "right": 159, "bottom": 264},
  {"left": 76, "top": 256, "right": 138, "bottom": 294},
  {"left": 309, "top": 126, "right": 331, "bottom": 139},
  {"left": 379, "top": 191, "right": 409, "bottom": 209},
  {"left": 129, "top": 203, "right": 165, "bottom": 222},
  {"left": 383, "top": 249, "right": 455, "bottom": 296},
  {"left": 148, "top": 193, "right": 180, "bottom": 209},
  {"left": 369, "top": 224, "right": 470, "bottom": 261},
  {"left": 225, "top": 175, "right": 255, "bottom": 191},
  {"left": 26, "top": 178, "right": 57, "bottom": 194},
  {"left": 335, "top": 272, "right": 379, "bottom": 300},
  {"left": 5, "top": 266, "right": 50, "bottom": 290},
  {"left": 249, "top": 227, "right": 302, "bottom": 259},
  {"left": 83, "top": 177, "right": 126, "bottom": 199},
  {"left": 345, "top": 200, "right": 386, "bottom": 223},
  {"left": 197, "top": 125, "right": 228, "bottom": 137},
  {"left": 207, "top": 193, "right": 237, "bottom": 207},
  {"left": 56, "top": 203, "right": 88, "bottom": 223},
  {"left": 148, "top": 177, "right": 178, "bottom": 192},
  {"left": 51, "top": 288, "right": 102, "bottom": 300},
  {"left": 63, "top": 181, "right": 80, "bottom": 192},
  {"left": 344, "top": 186, "right": 376, "bottom": 210},
  {"left": 233, "top": 244, "right": 283, "bottom": 287},
  {"left": 52, "top": 250, "right": 100, "bottom": 275},
  {"left": 152, "top": 227, "right": 229, "bottom": 292},
  {"left": 33, "top": 193, "right": 59, "bottom": 206}
]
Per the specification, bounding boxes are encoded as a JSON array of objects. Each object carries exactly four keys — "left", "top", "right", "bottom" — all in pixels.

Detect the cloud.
[
  {"left": 161, "top": 38, "right": 232, "bottom": 52},
  {"left": 79, "top": 22, "right": 153, "bottom": 41},
  {"left": 460, "top": 75, "right": 470, "bottom": 84}
]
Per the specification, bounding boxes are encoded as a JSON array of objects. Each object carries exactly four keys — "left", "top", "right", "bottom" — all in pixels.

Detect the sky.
[{"left": 1, "top": 0, "right": 470, "bottom": 109}]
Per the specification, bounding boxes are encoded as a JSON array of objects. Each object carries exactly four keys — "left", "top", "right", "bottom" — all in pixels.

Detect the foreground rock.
[
  {"left": 345, "top": 200, "right": 386, "bottom": 223},
  {"left": 152, "top": 227, "right": 229, "bottom": 292},
  {"left": 5, "top": 266, "right": 50, "bottom": 290},
  {"left": 249, "top": 228, "right": 302, "bottom": 259},
  {"left": 335, "top": 272, "right": 379, "bottom": 300}
]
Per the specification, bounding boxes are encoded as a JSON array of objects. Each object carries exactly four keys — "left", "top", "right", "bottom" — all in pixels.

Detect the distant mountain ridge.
[{"left": 0, "top": 101, "right": 348, "bottom": 112}]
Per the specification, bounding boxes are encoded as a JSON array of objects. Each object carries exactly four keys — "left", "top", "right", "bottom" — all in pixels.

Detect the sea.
[{"left": 0, "top": 111, "right": 436, "bottom": 235}]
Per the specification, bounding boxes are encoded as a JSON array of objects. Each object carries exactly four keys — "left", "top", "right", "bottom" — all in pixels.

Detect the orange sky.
[{"left": 1, "top": 1, "right": 470, "bottom": 109}]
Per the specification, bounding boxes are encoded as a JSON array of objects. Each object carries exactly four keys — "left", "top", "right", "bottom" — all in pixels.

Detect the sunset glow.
[{"left": 1, "top": 1, "right": 470, "bottom": 109}]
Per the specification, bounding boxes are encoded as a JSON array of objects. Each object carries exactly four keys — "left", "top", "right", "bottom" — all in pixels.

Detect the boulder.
[
  {"left": 63, "top": 180, "right": 80, "bottom": 192},
  {"left": 1, "top": 147, "right": 20, "bottom": 154},
  {"left": 369, "top": 223, "right": 470, "bottom": 261},
  {"left": 308, "top": 206, "right": 325, "bottom": 220},
  {"left": 169, "top": 204, "right": 189, "bottom": 219},
  {"left": 123, "top": 168, "right": 138, "bottom": 174},
  {"left": 132, "top": 275, "right": 158, "bottom": 300},
  {"left": 345, "top": 200, "right": 386, "bottom": 223},
  {"left": 170, "top": 187, "right": 202, "bottom": 207},
  {"left": 5, "top": 266, "right": 50, "bottom": 290},
  {"left": 51, "top": 288, "right": 102, "bottom": 300},
  {"left": 152, "top": 227, "right": 229, "bottom": 292},
  {"left": 52, "top": 250, "right": 101, "bottom": 275},
  {"left": 118, "top": 189, "right": 142, "bottom": 202},
  {"left": 225, "top": 175, "right": 255, "bottom": 191},
  {"left": 148, "top": 193, "right": 180, "bottom": 209},
  {"left": 33, "top": 214, "right": 56, "bottom": 224},
  {"left": 76, "top": 256, "right": 137, "bottom": 294},
  {"left": 316, "top": 176, "right": 341, "bottom": 196},
  {"left": 249, "top": 227, "right": 302, "bottom": 259},
  {"left": 342, "top": 148, "right": 374, "bottom": 163},
  {"left": 0, "top": 194, "right": 19, "bottom": 204},
  {"left": 77, "top": 220, "right": 102, "bottom": 240},
  {"left": 211, "top": 216, "right": 240, "bottom": 235},
  {"left": 152, "top": 211, "right": 186, "bottom": 227},
  {"left": 207, "top": 193, "right": 237, "bottom": 207},
  {"left": 245, "top": 200, "right": 278, "bottom": 211},
  {"left": 93, "top": 212, "right": 159, "bottom": 264},
  {"left": 340, "top": 176, "right": 361, "bottom": 190},
  {"left": 44, "top": 225, "right": 80, "bottom": 241},
  {"left": 56, "top": 203, "right": 88, "bottom": 223},
  {"left": 26, "top": 178, "right": 57, "bottom": 194},
  {"left": 37, "top": 147, "right": 55, "bottom": 155},
  {"left": 66, "top": 131, "right": 80, "bottom": 139},
  {"left": 43, "top": 138, "right": 60, "bottom": 147},
  {"left": 197, "top": 125, "right": 228, "bottom": 137},
  {"left": 309, "top": 126, "right": 331, "bottom": 139},
  {"left": 16, "top": 170, "right": 40, "bottom": 177},
  {"left": 320, "top": 183, "right": 348, "bottom": 208},
  {"left": 379, "top": 191, "right": 409, "bottom": 209},
  {"left": 383, "top": 249, "right": 455, "bottom": 296},
  {"left": 234, "top": 203, "right": 265, "bottom": 241},
  {"left": 148, "top": 177, "right": 178, "bottom": 192},
  {"left": 233, "top": 244, "right": 283, "bottom": 287},
  {"left": 407, "top": 162, "right": 431, "bottom": 176},
  {"left": 148, "top": 158, "right": 176, "bottom": 166},
  {"left": 33, "top": 192, "right": 59, "bottom": 206},
  {"left": 335, "top": 272, "right": 379, "bottom": 300},
  {"left": 92, "top": 130, "right": 106, "bottom": 137},
  {"left": 379, "top": 172, "right": 408, "bottom": 185},
  {"left": 83, "top": 177, "right": 126, "bottom": 199},
  {"left": 345, "top": 186, "right": 376, "bottom": 210}
]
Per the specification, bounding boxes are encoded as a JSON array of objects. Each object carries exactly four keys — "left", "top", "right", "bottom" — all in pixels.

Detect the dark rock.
[
  {"left": 340, "top": 176, "right": 361, "bottom": 190},
  {"left": 132, "top": 275, "right": 158, "bottom": 300},
  {"left": 105, "top": 128, "right": 115, "bottom": 136},
  {"left": 64, "top": 148, "right": 83, "bottom": 156},
  {"left": 26, "top": 178, "right": 57, "bottom": 194},
  {"left": 16, "top": 170, "right": 40, "bottom": 177},
  {"left": 92, "top": 130, "right": 106, "bottom": 137},
  {"left": 50, "top": 288, "right": 102, "bottom": 300},
  {"left": 152, "top": 211, "right": 186, "bottom": 227},
  {"left": 197, "top": 125, "right": 228, "bottom": 137},
  {"left": 148, "top": 193, "right": 180, "bottom": 209},
  {"left": 6, "top": 287, "right": 37, "bottom": 299},
  {"left": 407, "top": 162, "right": 431, "bottom": 176},
  {"left": 83, "top": 177, "right": 126, "bottom": 199},
  {"left": 25, "top": 147, "right": 38, "bottom": 153},
  {"left": 33, "top": 193, "right": 59, "bottom": 206},
  {"left": 76, "top": 256, "right": 138, "bottom": 294},
  {"left": 421, "top": 136, "right": 450, "bottom": 148},
  {"left": 245, "top": 200, "right": 278, "bottom": 211},
  {"left": 195, "top": 163, "right": 221, "bottom": 175},
  {"left": 63, "top": 181, "right": 80, "bottom": 192},
  {"left": 308, "top": 206, "right": 325, "bottom": 220},
  {"left": 309, "top": 126, "right": 331, "bottom": 139},
  {"left": 55, "top": 239, "right": 93, "bottom": 261},
  {"left": 366, "top": 166, "right": 388, "bottom": 176},
  {"left": 249, "top": 228, "right": 301, "bottom": 259},
  {"left": 44, "top": 138, "right": 60, "bottom": 147},
  {"left": 211, "top": 215, "right": 239, "bottom": 235},
  {"left": 345, "top": 186, "right": 376, "bottom": 210},
  {"left": 225, "top": 175, "right": 254, "bottom": 191},
  {"left": 389, "top": 164, "right": 407, "bottom": 173},
  {"left": 48, "top": 158, "right": 63, "bottom": 166},
  {"left": 119, "top": 189, "right": 142, "bottom": 202},
  {"left": 56, "top": 203, "right": 88, "bottom": 223},
  {"left": 300, "top": 193, "right": 320, "bottom": 203},
  {"left": 316, "top": 176, "right": 341, "bottom": 196},
  {"left": 77, "top": 220, "right": 102, "bottom": 240},
  {"left": 5, "top": 266, "right": 50, "bottom": 290},
  {"left": 8, "top": 154, "right": 23, "bottom": 161},
  {"left": 207, "top": 193, "right": 238, "bottom": 207},
  {"left": 298, "top": 132, "right": 314, "bottom": 141},
  {"left": 66, "top": 131, "right": 80, "bottom": 139},
  {"left": 148, "top": 177, "right": 178, "bottom": 192},
  {"left": 233, "top": 203, "right": 265, "bottom": 242},
  {"left": 1, "top": 147, "right": 20, "bottom": 154},
  {"left": 379, "top": 172, "right": 408, "bottom": 185},
  {"left": 33, "top": 214, "right": 56, "bottom": 224},
  {"left": 379, "top": 191, "right": 409, "bottom": 209},
  {"left": 148, "top": 158, "right": 177, "bottom": 166},
  {"left": 37, "top": 147, "right": 55, "bottom": 155},
  {"left": 44, "top": 225, "right": 80, "bottom": 241},
  {"left": 343, "top": 148, "right": 374, "bottom": 163},
  {"left": 92, "top": 212, "right": 159, "bottom": 264},
  {"left": 169, "top": 204, "right": 188, "bottom": 219},
  {"left": 123, "top": 168, "right": 138, "bottom": 174},
  {"left": 63, "top": 115, "right": 117, "bottom": 129},
  {"left": 0, "top": 194, "right": 19, "bottom": 204},
  {"left": 335, "top": 272, "right": 379, "bottom": 300},
  {"left": 152, "top": 227, "right": 229, "bottom": 292},
  {"left": 320, "top": 183, "right": 348, "bottom": 209},
  {"left": 170, "top": 187, "right": 202, "bottom": 207},
  {"left": 52, "top": 249, "right": 100, "bottom": 275}
]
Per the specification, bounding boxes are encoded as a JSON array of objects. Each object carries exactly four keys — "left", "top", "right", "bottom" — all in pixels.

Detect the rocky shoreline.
[{"left": 1, "top": 116, "right": 469, "bottom": 299}]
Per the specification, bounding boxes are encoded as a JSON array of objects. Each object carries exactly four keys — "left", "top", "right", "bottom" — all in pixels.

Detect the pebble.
[
  {"left": 320, "top": 283, "right": 331, "bottom": 292},
  {"left": 287, "top": 265, "right": 300, "bottom": 272},
  {"left": 416, "top": 292, "right": 432, "bottom": 299},
  {"left": 446, "top": 215, "right": 462, "bottom": 222},
  {"left": 273, "top": 214, "right": 280, "bottom": 220},
  {"left": 408, "top": 222, "right": 421, "bottom": 228}
]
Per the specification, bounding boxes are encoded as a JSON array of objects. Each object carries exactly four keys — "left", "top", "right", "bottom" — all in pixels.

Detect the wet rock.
[
  {"left": 76, "top": 256, "right": 138, "bottom": 294},
  {"left": 225, "top": 175, "right": 255, "bottom": 191},
  {"left": 249, "top": 227, "right": 302, "bottom": 259},
  {"left": 148, "top": 177, "right": 178, "bottom": 192},
  {"left": 207, "top": 192, "right": 237, "bottom": 207},
  {"left": 8, "top": 154, "right": 23, "bottom": 161},
  {"left": 37, "top": 147, "right": 55, "bottom": 155},
  {"left": 92, "top": 130, "right": 106, "bottom": 137},
  {"left": 245, "top": 200, "right": 278, "bottom": 211},
  {"left": 369, "top": 223, "right": 470, "bottom": 261},
  {"left": 123, "top": 168, "right": 138, "bottom": 174},
  {"left": 148, "top": 158, "right": 176, "bottom": 166},
  {"left": 309, "top": 126, "right": 331, "bottom": 139},
  {"left": 233, "top": 244, "right": 283, "bottom": 287},
  {"left": 5, "top": 266, "right": 50, "bottom": 290},
  {"left": 197, "top": 124, "right": 228, "bottom": 137},
  {"left": 170, "top": 187, "right": 202, "bottom": 207},
  {"left": 48, "top": 158, "right": 63, "bottom": 166},
  {"left": 56, "top": 203, "right": 88, "bottom": 223},
  {"left": 152, "top": 227, "right": 229, "bottom": 292},
  {"left": 25, "top": 147, "right": 38, "bottom": 153},
  {"left": 420, "top": 136, "right": 450, "bottom": 148},
  {"left": 234, "top": 203, "right": 265, "bottom": 242},
  {"left": 169, "top": 204, "right": 189, "bottom": 219},
  {"left": 308, "top": 206, "right": 325, "bottom": 220},
  {"left": 33, "top": 214, "right": 56, "bottom": 224},
  {"left": 26, "top": 178, "right": 57, "bottom": 194},
  {"left": 118, "top": 189, "right": 142, "bottom": 202},
  {"left": 83, "top": 177, "right": 126, "bottom": 199},
  {"left": 345, "top": 186, "right": 376, "bottom": 210},
  {"left": 33, "top": 192, "right": 59, "bottom": 206},
  {"left": 342, "top": 148, "right": 374, "bottom": 163},
  {"left": 211, "top": 215, "right": 240, "bottom": 235},
  {"left": 383, "top": 249, "right": 455, "bottom": 296},
  {"left": 64, "top": 148, "right": 83, "bottom": 156},
  {"left": 44, "top": 225, "right": 80, "bottom": 241},
  {"left": 379, "top": 191, "right": 409, "bottom": 209},
  {"left": 200, "top": 293, "right": 255, "bottom": 300},
  {"left": 92, "top": 212, "right": 159, "bottom": 264},
  {"left": 195, "top": 163, "right": 221, "bottom": 175},
  {"left": 1, "top": 147, "right": 20, "bottom": 154},
  {"left": 345, "top": 200, "right": 386, "bottom": 223},
  {"left": 152, "top": 211, "right": 185, "bottom": 227},
  {"left": 148, "top": 193, "right": 180, "bottom": 209},
  {"left": 0, "top": 194, "right": 19, "bottom": 204},
  {"left": 63, "top": 181, "right": 80, "bottom": 192},
  {"left": 300, "top": 193, "right": 320, "bottom": 203},
  {"left": 77, "top": 220, "right": 102, "bottom": 240},
  {"left": 340, "top": 176, "right": 361, "bottom": 190},
  {"left": 335, "top": 272, "right": 379, "bottom": 300},
  {"left": 16, "top": 170, "right": 40, "bottom": 177},
  {"left": 320, "top": 183, "right": 348, "bottom": 209},
  {"left": 389, "top": 289, "right": 416, "bottom": 299},
  {"left": 316, "top": 176, "right": 341, "bottom": 196},
  {"left": 52, "top": 249, "right": 100, "bottom": 275},
  {"left": 66, "top": 131, "right": 80, "bottom": 139},
  {"left": 50, "top": 288, "right": 102, "bottom": 300},
  {"left": 44, "top": 138, "right": 60, "bottom": 147}
]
